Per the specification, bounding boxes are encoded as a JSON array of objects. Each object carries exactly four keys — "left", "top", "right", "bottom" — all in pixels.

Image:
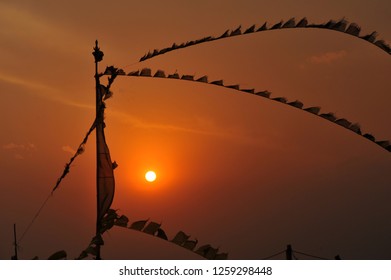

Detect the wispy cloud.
[
  {"left": 62, "top": 145, "right": 76, "bottom": 155},
  {"left": 14, "top": 154, "right": 25, "bottom": 160},
  {"left": 308, "top": 50, "right": 347, "bottom": 64},
  {"left": 3, "top": 142, "right": 36, "bottom": 150},
  {"left": 2, "top": 142, "right": 36, "bottom": 159},
  {"left": 0, "top": 2, "right": 90, "bottom": 55},
  {"left": 0, "top": 72, "right": 92, "bottom": 109},
  {"left": 110, "top": 110, "right": 261, "bottom": 145}
]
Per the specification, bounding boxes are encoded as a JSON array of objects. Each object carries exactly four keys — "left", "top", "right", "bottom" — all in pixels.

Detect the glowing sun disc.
[{"left": 145, "top": 171, "right": 157, "bottom": 182}]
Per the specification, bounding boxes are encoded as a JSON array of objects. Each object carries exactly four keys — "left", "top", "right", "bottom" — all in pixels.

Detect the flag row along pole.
[{"left": 92, "top": 41, "right": 117, "bottom": 260}]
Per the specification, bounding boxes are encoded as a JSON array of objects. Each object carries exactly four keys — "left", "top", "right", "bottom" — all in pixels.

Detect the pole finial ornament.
[{"left": 93, "top": 40, "right": 104, "bottom": 63}]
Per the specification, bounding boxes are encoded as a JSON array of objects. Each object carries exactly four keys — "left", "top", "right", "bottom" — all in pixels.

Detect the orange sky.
[{"left": 1, "top": 0, "right": 390, "bottom": 260}]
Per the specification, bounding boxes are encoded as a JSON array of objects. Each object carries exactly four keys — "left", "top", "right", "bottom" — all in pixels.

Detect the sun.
[{"left": 145, "top": 171, "right": 157, "bottom": 182}]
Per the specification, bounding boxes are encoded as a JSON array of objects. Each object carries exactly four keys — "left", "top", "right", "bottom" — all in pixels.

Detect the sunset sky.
[{"left": 1, "top": 0, "right": 390, "bottom": 260}]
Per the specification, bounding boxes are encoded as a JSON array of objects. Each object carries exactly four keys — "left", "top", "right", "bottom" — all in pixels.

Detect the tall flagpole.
[{"left": 93, "top": 40, "right": 104, "bottom": 260}]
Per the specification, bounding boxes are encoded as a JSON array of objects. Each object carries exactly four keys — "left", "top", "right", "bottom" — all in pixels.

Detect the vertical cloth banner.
[{"left": 96, "top": 84, "right": 115, "bottom": 223}]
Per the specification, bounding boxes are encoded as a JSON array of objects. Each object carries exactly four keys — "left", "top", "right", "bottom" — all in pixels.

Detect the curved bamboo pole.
[{"left": 139, "top": 17, "right": 390, "bottom": 62}]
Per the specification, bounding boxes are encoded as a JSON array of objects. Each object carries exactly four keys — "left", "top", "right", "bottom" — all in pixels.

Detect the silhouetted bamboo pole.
[{"left": 93, "top": 40, "right": 104, "bottom": 260}]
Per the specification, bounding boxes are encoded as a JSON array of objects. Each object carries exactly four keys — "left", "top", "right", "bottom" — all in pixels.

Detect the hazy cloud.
[
  {"left": 2, "top": 142, "right": 36, "bottom": 159},
  {"left": 0, "top": 72, "right": 92, "bottom": 109},
  {"left": 14, "top": 154, "right": 24, "bottom": 160},
  {"left": 3, "top": 142, "right": 36, "bottom": 151},
  {"left": 62, "top": 145, "right": 76, "bottom": 155},
  {"left": 308, "top": 50, "right": 347, "bottom": 64},
  {"left": 111, "top": 110, "right": 261, "bottom": 146},
  {"left": 0, "top": 2, "right": 90, "bottom": 55}
]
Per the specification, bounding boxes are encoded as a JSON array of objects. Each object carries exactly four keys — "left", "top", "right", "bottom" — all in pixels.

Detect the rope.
[
  {"left": 138, "top": 18, "right": 390, "bottom": 62},
  {"left": 262, "top": 249, "right": 286, "bottom": 260},
  {"left": 262, "top": 248, "right": 331, "bottom": 260},
  {"left": 18, "top": 192, "right": 52, "bottom": 243},
  {"left": 17, "top": 119, "right": 97, "bottom": 244},
  {"left": 51, "top": 120, "right": 96, "bottom": 193},
  {"left": 118, "top": 68, "right": 391, "bottom": 153},
  {"left": 119, "top": 60, "right": 140, "bottom": 72},
  {"left": 293, "top": 249, "right": 328, "bottom": 260}
]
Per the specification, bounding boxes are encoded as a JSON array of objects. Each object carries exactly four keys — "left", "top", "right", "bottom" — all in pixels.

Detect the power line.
[
  {"left": 262, "top": 249, "right": 286, "bottom": 260},
  {"left": 293, "top": 249, "right": 329, "bottom": 260},
  {"left": 262, "top": 245, "right": 337, "bottom": 260}
]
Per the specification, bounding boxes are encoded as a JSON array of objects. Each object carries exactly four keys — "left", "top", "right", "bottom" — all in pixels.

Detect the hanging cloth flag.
[{"left": 96, "top": 84, "right": 116, "bottom": 223}]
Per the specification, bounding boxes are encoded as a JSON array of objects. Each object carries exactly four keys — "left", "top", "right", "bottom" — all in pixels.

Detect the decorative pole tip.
[{"left": 93, "top": 40, "right": 104, "bottom": 63}]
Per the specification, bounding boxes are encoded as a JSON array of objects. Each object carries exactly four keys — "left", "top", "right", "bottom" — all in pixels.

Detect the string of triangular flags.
[
  {"left": 139, "top": 17, "right": 391, "bottom": 62},
  {"left": 51, "top": 68, "right": 121, "bottom": 194},
  {"left": 102, "top": 67, "right": 391, "bottom": 153},
  {"left": 77, "top": 209, "right": 228, "bottom": 260}
]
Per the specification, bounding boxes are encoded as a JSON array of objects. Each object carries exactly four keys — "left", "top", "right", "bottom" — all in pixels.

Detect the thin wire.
[
  {"left": 293, "top": 250, "right": 328, "bottom": 260},
  {"left": 118, "top": 60, "right": 140, "bottom": 73},
  {"left": 18, "top": 192, "right": 52, "bottom": 243},
  {"left": 18, "top": 120, "right": 97, "bottom": 243},
  {"left": 261, "top": 249, "right": 286, "bottom": 260}
]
